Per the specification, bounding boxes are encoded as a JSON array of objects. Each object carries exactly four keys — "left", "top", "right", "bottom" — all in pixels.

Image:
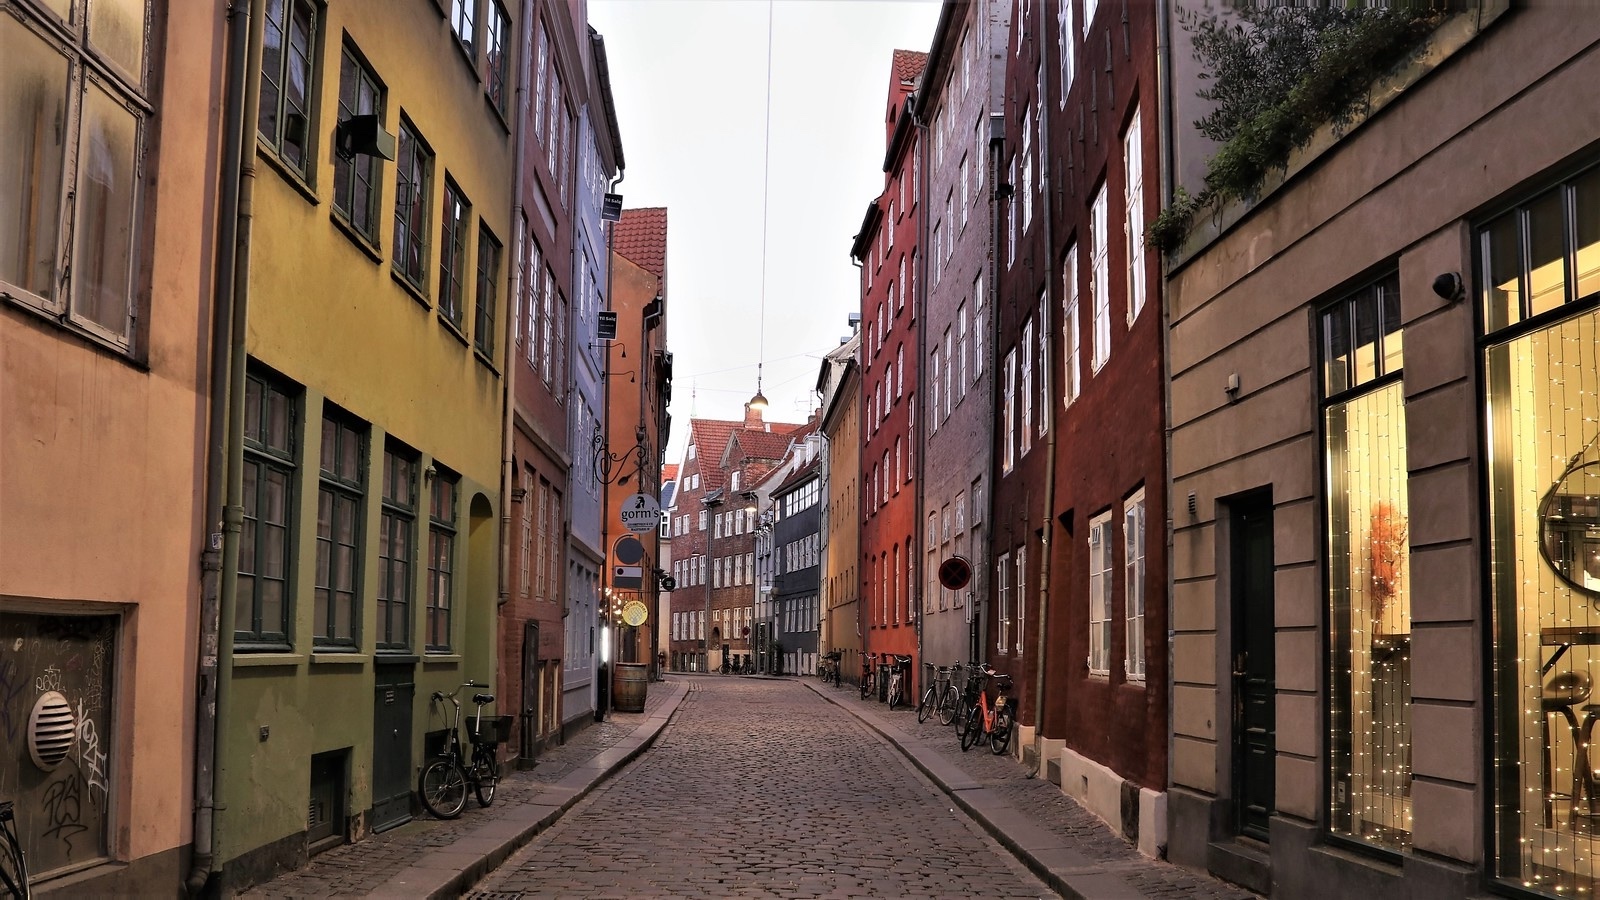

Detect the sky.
[{"left": 588, "top": 0, "right": 942, "bottom": 472}]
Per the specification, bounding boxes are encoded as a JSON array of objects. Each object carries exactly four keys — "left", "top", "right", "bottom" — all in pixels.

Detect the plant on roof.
[{"left": 1148, "top": 1, "right": 1446, "bottom": 254}]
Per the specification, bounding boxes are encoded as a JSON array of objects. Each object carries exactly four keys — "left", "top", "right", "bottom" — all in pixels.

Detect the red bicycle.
[{"left": 960, "top": 665, "right": 1014, "bottom": 755}]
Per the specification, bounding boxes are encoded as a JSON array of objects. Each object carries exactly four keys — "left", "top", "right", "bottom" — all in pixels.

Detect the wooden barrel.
[{"left": 614, "top": 663, "right": 649, "bottom": 712}]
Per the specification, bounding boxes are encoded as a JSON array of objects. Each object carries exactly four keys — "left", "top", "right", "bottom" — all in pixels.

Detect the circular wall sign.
[
  {"left": 938, "top": 556, "right": 973, "bottom": 591},
  {"left": 621, "top": 600, "right": 649, "bottom": 627}
]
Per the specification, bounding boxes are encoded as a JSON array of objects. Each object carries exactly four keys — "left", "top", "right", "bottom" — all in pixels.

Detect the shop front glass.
[
  {"left": 1323, "top": 273, "right": 1412, "bottom": 851},
  {"left": 1487, "top": 163, "right": 1600, "bottom": 895}
]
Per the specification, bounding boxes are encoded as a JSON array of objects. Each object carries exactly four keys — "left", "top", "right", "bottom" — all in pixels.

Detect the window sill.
[
  {"left": 392, "top": 269, "right": 432, "bottom": 311},
  {"left": 474, "top": 346, "right": 500, "bottom": 375},
  {"left": 257, "top": 142, "right": 320, "bottom": 206},
  {"left": 311, "top": 651, "right": 365, "bottom": 664},
  {"left": 376, "top": 652, "right": 420, "bottom": 664},
  {"left": 331, "top": 211, "right": 384, "bottom": 264},
  {"left": 452, "top": 36, "right": 480, "bottom": 84},
  {"left": 234, "top": 652, "right": 306, "bottom": 668},
  {"left": 484, "top": 91, "right": 511, "bottom": 135},
  {"left": 438, "top": 310, "right": 470, "bottom": 346},
  {"left": 0, "top": 292, "right": 145, "bottom": 368},
  {"left": 423, "top": 653, "right": 462, "bottom": 664}
]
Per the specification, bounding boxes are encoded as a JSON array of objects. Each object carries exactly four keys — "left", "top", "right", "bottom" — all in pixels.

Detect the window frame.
[
  {"left": 393, "top": 117, "right": 435, "bottom": 292},
  {"left": 1088, "top": 511, "right": 1113, "bottom": 676},
  {"left": 439, "top": 176, "right": 471, "bottom": 330},
  {"left": 474, "top": 223, "right": 500, "bottom": 359},
  {"left": 237, "top": 370, "right": 300, "bottom": 649},
  {"left": 258, "top": 0, "right": 320, "bottom": 179},
  {"left": 427, "top": 470, "right": 459, "bottom": 653},
  {"left": 332, "top": 41, "right": 386, "bottom": 245},
  {"left": 314, "top": 407, "right": 366, "bottom": 650},
  {"left": 1123, "top": 488, "right": 1146, "bottom": 681},
  {"left": 378, "top": 444, "right": 419, "bottom": 653}
]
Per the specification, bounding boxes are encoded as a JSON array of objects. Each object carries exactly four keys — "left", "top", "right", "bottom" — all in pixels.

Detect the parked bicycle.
[
  {"left": 885, "top": 655, "right": 913, "bottom": 708},
  {"left": 819, "top": 651, "right": 842, "bottom": 687},
  {"left": 917, "top": 663, "right": 961, "bottom": 725},
  {"left": 959, "top": 665, "right": 1014, "bottom": 755},
  {"left": 859, "top": 652, "right": 878, "bottom": 700},
  {"left": 418, "top": 681, "right": 506, "bottom": 819},
  {"left": 0, "top": 801, "right": 29, "bottom": 900}
]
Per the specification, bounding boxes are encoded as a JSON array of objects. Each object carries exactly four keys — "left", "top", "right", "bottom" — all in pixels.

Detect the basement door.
[{"left": 1231, "top": 494, "right": 1276, "bottom": 841}]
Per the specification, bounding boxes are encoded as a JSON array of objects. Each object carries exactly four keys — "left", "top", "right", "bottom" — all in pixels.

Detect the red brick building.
[{"left": 851, "top": 50, "right": 926, "bottom": 692}]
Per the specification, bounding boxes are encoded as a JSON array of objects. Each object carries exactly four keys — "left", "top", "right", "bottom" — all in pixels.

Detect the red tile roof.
[
  {"left": 614, "top": 207, "right": 667, "bottom": 278},
  {"left": 892, "top": 49, "right": 928, "bottom": 85},
  {"left": 662, "top": 463, "right": 679, "bottom": 481}
]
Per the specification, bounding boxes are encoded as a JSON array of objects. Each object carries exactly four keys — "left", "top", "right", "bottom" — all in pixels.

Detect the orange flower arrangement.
[{"left": 1369, "top": 500, "right": 1408, "bottom": 629}]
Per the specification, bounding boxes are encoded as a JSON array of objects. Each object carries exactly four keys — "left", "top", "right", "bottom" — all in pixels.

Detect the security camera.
[{"left": 1431, "top": 272, "right": 1464, "bottom": 303}]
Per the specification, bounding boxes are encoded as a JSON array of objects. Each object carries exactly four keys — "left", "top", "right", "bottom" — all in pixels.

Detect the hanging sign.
[
  {"left": 620, "top": 493, "right": 661, "bottom": 533},
  {"left": 621, "top": 600, "right": 649, "bottom": 627}
]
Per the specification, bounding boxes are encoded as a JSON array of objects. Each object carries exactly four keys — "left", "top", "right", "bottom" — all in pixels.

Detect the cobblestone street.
[{"left": 469, "top": 677, "right": 1053, "bottom": 898}]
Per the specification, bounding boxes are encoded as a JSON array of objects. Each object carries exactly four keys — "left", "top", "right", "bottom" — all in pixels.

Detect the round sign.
[
  {"left": 742, "top": 626, "right": 750, "bottom": 636},
  {"left": 938, "top": 556, "right": 973, "bottom": 591},
  {"left": 621, "top": 600, "right": 649, "bottom": 627},
  {"left": 620, "top": 493, "right": 662, "bottom": 534},
  {"left": 614, "top": 535, "right": 645, "bottom": 565}
]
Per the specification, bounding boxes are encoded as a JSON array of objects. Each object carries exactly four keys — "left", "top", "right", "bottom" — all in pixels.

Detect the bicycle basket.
[{"left": 471, "top": 715, "right": 514, "bottom": 746}]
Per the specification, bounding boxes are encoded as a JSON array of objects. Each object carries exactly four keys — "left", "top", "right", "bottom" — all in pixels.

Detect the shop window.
[
  {"left": 1488, "top": 166, "right": 1600, "bottom": 891},
  {"left": 1323, "top": 272, "right": 1411, "bottom": 852}
]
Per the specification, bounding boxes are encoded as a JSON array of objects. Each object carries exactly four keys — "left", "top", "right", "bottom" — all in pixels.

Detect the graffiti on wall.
[{"left": 0, "top": 613, "right": 116, "bottom": 877}]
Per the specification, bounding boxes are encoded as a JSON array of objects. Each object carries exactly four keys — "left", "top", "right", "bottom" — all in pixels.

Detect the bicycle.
[
  {"left": 960, "top": 665, "right": 1014, "bottom": 755},
  {"left": 418, "top": 681, "right": 506, "bottom": 819},
  {"left": 886, "top": 654, "right": 913, "bottom": 709},
  {"left": 917, "top": 664, "right": 961, "bottom": 725},
  {"left": 0, "top": 801, "right": 29, "bottom": 899},
  {"left": 859, "top": 652, "right": 878, "bottom": 700}
]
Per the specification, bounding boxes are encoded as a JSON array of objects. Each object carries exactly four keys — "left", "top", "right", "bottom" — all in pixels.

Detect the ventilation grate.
[{"left": 28, "top": 691, "right": 76, "bottom": 770}]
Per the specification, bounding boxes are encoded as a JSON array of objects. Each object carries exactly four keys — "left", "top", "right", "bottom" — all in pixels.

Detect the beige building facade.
[
  {"left": 1163, "top": 5, "right": 1600, "bottom": 898},
  {"left": 819, "top": 330, "right": 863, "bottom": 684}
]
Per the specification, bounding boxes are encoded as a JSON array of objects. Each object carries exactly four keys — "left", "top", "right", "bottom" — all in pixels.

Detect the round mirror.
[{"left": 1539, "top": 460, "right": 1600, "bottom": 599}]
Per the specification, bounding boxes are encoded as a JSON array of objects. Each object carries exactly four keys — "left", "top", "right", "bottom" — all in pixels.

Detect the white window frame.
[
  {"left": 1007, "top": 156, "right": 1018, "bottom": 268},
  {"left": 1058, "top": 0, "right": 1075, "bottom": 107},
  {"left": 1021, "top": 318, "right": 1034, "bottom": 457},
  {"left": 1091, "top": 183, "right": 1110, "bottom": 372},
  {"left": 1015, "top": 544, "right": 1027, "bottom": 656},
  {"left": 1002, "top": 348, "right": 1016, "bottom": 473},
  {"left": 1124, "top": 488, "right": 1147, "bottom": 681},
  {"left": 1088, "top": 511, "right": 1113, "bottom": 676},
  {"left": 997, "top": 552, "right": 1012, "bottom": 654},
  {"left": 929, "top": 350, "right": 941, "bottom": 435},
  {"left": 1022, "top": 104, "right": 1033, "bottom": 231},
  {"left": 944, "top": 328, "right": 954, "bottom": 418},
  {"left": 1124, "top": 111, "right": 1147, "bottom": 326},
  {"left": 1038, "top": 294, "right": 1050, "bottom": 436},
  {"left": 1062, "top": 245, "right": 1080, "bottom": 407}
]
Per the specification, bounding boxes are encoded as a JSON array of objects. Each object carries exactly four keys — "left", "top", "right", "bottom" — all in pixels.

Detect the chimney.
[{"left": 744, "top": 402, "right": 765, "bottom": 429}]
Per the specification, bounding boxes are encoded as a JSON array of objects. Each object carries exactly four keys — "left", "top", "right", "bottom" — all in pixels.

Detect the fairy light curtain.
[
  {"left": 1486, "top": 162, "right": 1600, "bottom": 896},
  {"left": 1323, "top": 272, "right": 1412, "bottom": 851}
]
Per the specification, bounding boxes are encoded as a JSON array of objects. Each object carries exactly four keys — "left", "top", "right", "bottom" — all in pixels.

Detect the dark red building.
[
  {"left": 993, "top": 0, "right": 1169, "bottom": 856},
  {"left": 851, "top": 49, "right": 926, "bottom": 694}
]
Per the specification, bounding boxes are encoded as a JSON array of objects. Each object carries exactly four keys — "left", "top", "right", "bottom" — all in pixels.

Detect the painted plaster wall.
[{"left": 822, "top": 358, "right": 863, "bottom": 677}]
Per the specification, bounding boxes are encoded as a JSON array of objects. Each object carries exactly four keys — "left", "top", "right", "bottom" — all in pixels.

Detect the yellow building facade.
[{"left": 213, "top": 0, "right": 513, "bottom": 887}]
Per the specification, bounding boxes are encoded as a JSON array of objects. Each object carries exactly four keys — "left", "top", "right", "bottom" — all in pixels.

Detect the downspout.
[
  {"left": 192, "top": 0, "right": 265, "bottom": 892},
  {"left": 983, "top": 110, "right": 1004, "bottom": 670},
  {"left": 908, "top": 93, "right": 929, "bottom": 693},
  {"left": 188, "top": 1, "right": 255, "bottom": 893},
  {"left": 500, "top": 0, "right": 534, "bottom": 614},
  {"left": 597, "top": 165, "right": 623, "bottom": 713},
  {"left": 1155, "top": 0, "right": 1178, "bottom": 802},
  {"left": 1030, "top": 15, "right": 1059, "bottom": 774}
]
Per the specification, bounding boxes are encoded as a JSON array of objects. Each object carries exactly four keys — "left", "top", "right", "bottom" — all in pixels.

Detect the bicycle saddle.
[
  {"left": 894, "top": 655, "right": 913, "bottom": 665},
  {"left": 473, "top": 692, "right": 495, "bottom": 705}
]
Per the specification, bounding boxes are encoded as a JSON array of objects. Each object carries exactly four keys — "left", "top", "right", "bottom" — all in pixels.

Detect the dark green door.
[
  {"left": 1232, "top": 495, "right": 1275, "bottom": 841},
  {"left": 372, "top": 664, "right": 414, "bottom": 831}
]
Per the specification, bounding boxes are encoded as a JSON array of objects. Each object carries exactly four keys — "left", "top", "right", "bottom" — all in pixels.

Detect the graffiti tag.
[
  {"left": 77, "top": 701, "right": 108, "bottom": 805},
  {"left": 35, "top": 665, "right": 62, "bottom": 694},
  {"left": 41, "top": 772, "right": 86, "bottom": 853}
]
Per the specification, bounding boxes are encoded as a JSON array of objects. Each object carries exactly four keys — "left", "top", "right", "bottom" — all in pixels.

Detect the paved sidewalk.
[
  {"left": 242, "top": 679, "right": 687, "bottom": 900},
  {"left": 801, "top": 678, "right": 1260, "bottom": 900}
]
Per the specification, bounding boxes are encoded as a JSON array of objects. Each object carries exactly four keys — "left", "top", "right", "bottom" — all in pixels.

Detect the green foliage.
[{"left": 1149, "top": 1, "right": 1444, "bottom": 253}]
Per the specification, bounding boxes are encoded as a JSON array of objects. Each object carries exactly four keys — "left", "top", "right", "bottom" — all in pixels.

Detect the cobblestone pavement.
[
  {"left": 244, "top": 688, "right": 672, "bottom": 899},
  {"left": 821, "top": 678, "right": 1260, "bottom": 900},
  {"left": 468, "top": 676, "right": 1056, "bottom": 898}
]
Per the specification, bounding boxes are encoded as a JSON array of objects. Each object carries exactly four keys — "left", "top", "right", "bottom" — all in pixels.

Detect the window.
[
  {"left": 1083, "top": 0, "right": 1098, "bottom": 33},
  {"left": 933, "top": 223, "right": 943, "bottom": 284},
  {"left": 714, "top": 512, "right": 722, "bottom": 539},
  {"left": 440, "top": 179, "right": 470, "bottom": 326},
  {"left": 485, "top": 1, "right": 511, "bottom": 115},
  {"left": 1002, "top": 349, "right": 1016, "bottom": 473},
  {"left": 450, "top": 0, "right": 476, "bottom": 59},
  {"left": 1016, "top": 545, "right": 1026, "bottom": 655},
  {"left": 260, "top": 0, "right": 318, "bottom": 176},
  {"left": 883, "top": 451, "right": 890, "bottom": 504},
  {"left": 1007, "top": 156, "right": 1017, "bottom": 267},
  {"left": 997, "top": 552, "right": 1012, "bottom": 653},
  {"left": 1022, "top": 105, "right": 1033, "bottom": 231},
  {"left": 1324, "top": 272, "right": 1410, "bottom": 852},
  {"left": 1123, "top": 490, "right": 1146, "bottom": 680},
  {"left": 957, "top": 304, "right": 969, "bottom": 395},
  {"left": 316, "top": 409, "right": 365, "bottom": 648},
  {"left": 1, "top": 1, "right": 154, "bottom": 347},
  {"left": 945, "top": 193, "right": 954, "bottom": 262},
  {"left": 899, "top": 255, "right": 907, "bottom": 311},
  {"left": 1058, "top": 0, "right": 1075, "bottom": 106},
  {"left": 896, "top": 345, "right": 905, "bottom": 398},
  {"left": 961, "top": 155, "right": 970, "bottom": 226},
  {"left": 394, "top": 119, "right": 434, "bottom": 290},
  {"left": 475, "top": 225, "right": 500, "bottom": 358},
  {"left": 1088, "top": 513, "right": 1113, "bottom": 675},
  {"left": 379, "top": 445, "right": 418, "bottom": 651},
  {"left": 1021, "top": 319, "right": 1034, "bottom": 456},
  {"left": 333, "top": 44, "right": 385, "bottom": 242},
  {"left": 929, "top": 350, "right": 940, "bottom": 435},
  {"left": 238, "top": 372, "right": 298, "bottom": 646},
  {"left": 1090, "top": 183, "right": 1110, "bottom": 370},
  {"left": 944, "top": 328, "right": 954, "bottom": 418},
  {"left": 895, "top": 438, "right": 902, "bottom": 492},
  {"left": 1038, "top": 298, "right": 1050, "bottom": 436},
  {"left": 428, "top": 471, "right": 459, "bottom": 652},
  {"left": 974, "top": 273, "right": 985, "bottom": 378},
  {"left": 533, "top": 24, "right": 549, "bottom": 143},
  {"left": 540, "top": 271, "right": 557, "bottom": 383},
  {"left": 1062, "top": 246, "right": 1081, "bottom": 407},
  {"left": 1124, "top": 112, "right": 1146, "bottom": 325}
]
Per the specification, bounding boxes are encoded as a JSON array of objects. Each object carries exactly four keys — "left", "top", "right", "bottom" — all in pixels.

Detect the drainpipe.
[
  {"left": 907, "top": 92, "right": 929, "bottom": 693},
  {"left": 1155, "top": 0, "right": 1179, "bottom": 804},
  {"left": 1029, "top": 14, "right": 1059, "bottom": 773},
  {"left": 190, "top": 0, "right": 264, "bottom": 894},
  {"left": 500, "top": 0, "right": 535, "bottom": 614}
]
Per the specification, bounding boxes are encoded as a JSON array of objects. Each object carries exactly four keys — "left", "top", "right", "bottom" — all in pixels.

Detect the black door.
[
  {"left": 371, "top": 664, "right": 414, "bottom": 831},
  {"left": 520, "top": 621, "right": 539, "bottom": 762},
  {"left": 1232, "top": 495, "right": 1275, "bottom": 841}
]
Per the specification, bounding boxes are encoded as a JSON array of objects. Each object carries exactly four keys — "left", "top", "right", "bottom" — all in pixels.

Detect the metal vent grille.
[
  {"left": 308, "top": 796, "right": 327, "bottom": 830},
  {"left": 28, "top": 691, "right": 75, "bottom": 770}
]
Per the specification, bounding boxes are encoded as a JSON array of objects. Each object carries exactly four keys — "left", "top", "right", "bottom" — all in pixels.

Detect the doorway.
[
  {"left": 520, "top": 621, "right": 539, "bottom": 763},
  {"left": 371, "top": 664, "right": 414, "bottom": 831},
  {"left": 1230, "top": 493, "right": 1276, "bottom": 841}
]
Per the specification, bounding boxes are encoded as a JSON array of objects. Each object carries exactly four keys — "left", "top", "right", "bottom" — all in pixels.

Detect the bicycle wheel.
[
  {"left": 917, "top": 686, "right": 936, "bottom": 723},
  {"left": 887, "top": 676, "right": 903, "bottom": 709},
  {"left": 0, "top": 810, "right": 27, "bottom": 900},
  {"left": 990, "top": 708, "right": 1014, "bottom": 756},
  {"left": 960, "top": 706, "right": 982, "bottom": 752},
  {"left": 937, "top": 685, "right": 960, "bottom": 726},
  {"left": 860, "top": 674, "right": 872, "bottom": 700},
  {"left": 473, "top": 747, "right": 499, "bottom": 807},
  {"left": 418, "top": 759, "right": 468, "bottom": 819}
]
